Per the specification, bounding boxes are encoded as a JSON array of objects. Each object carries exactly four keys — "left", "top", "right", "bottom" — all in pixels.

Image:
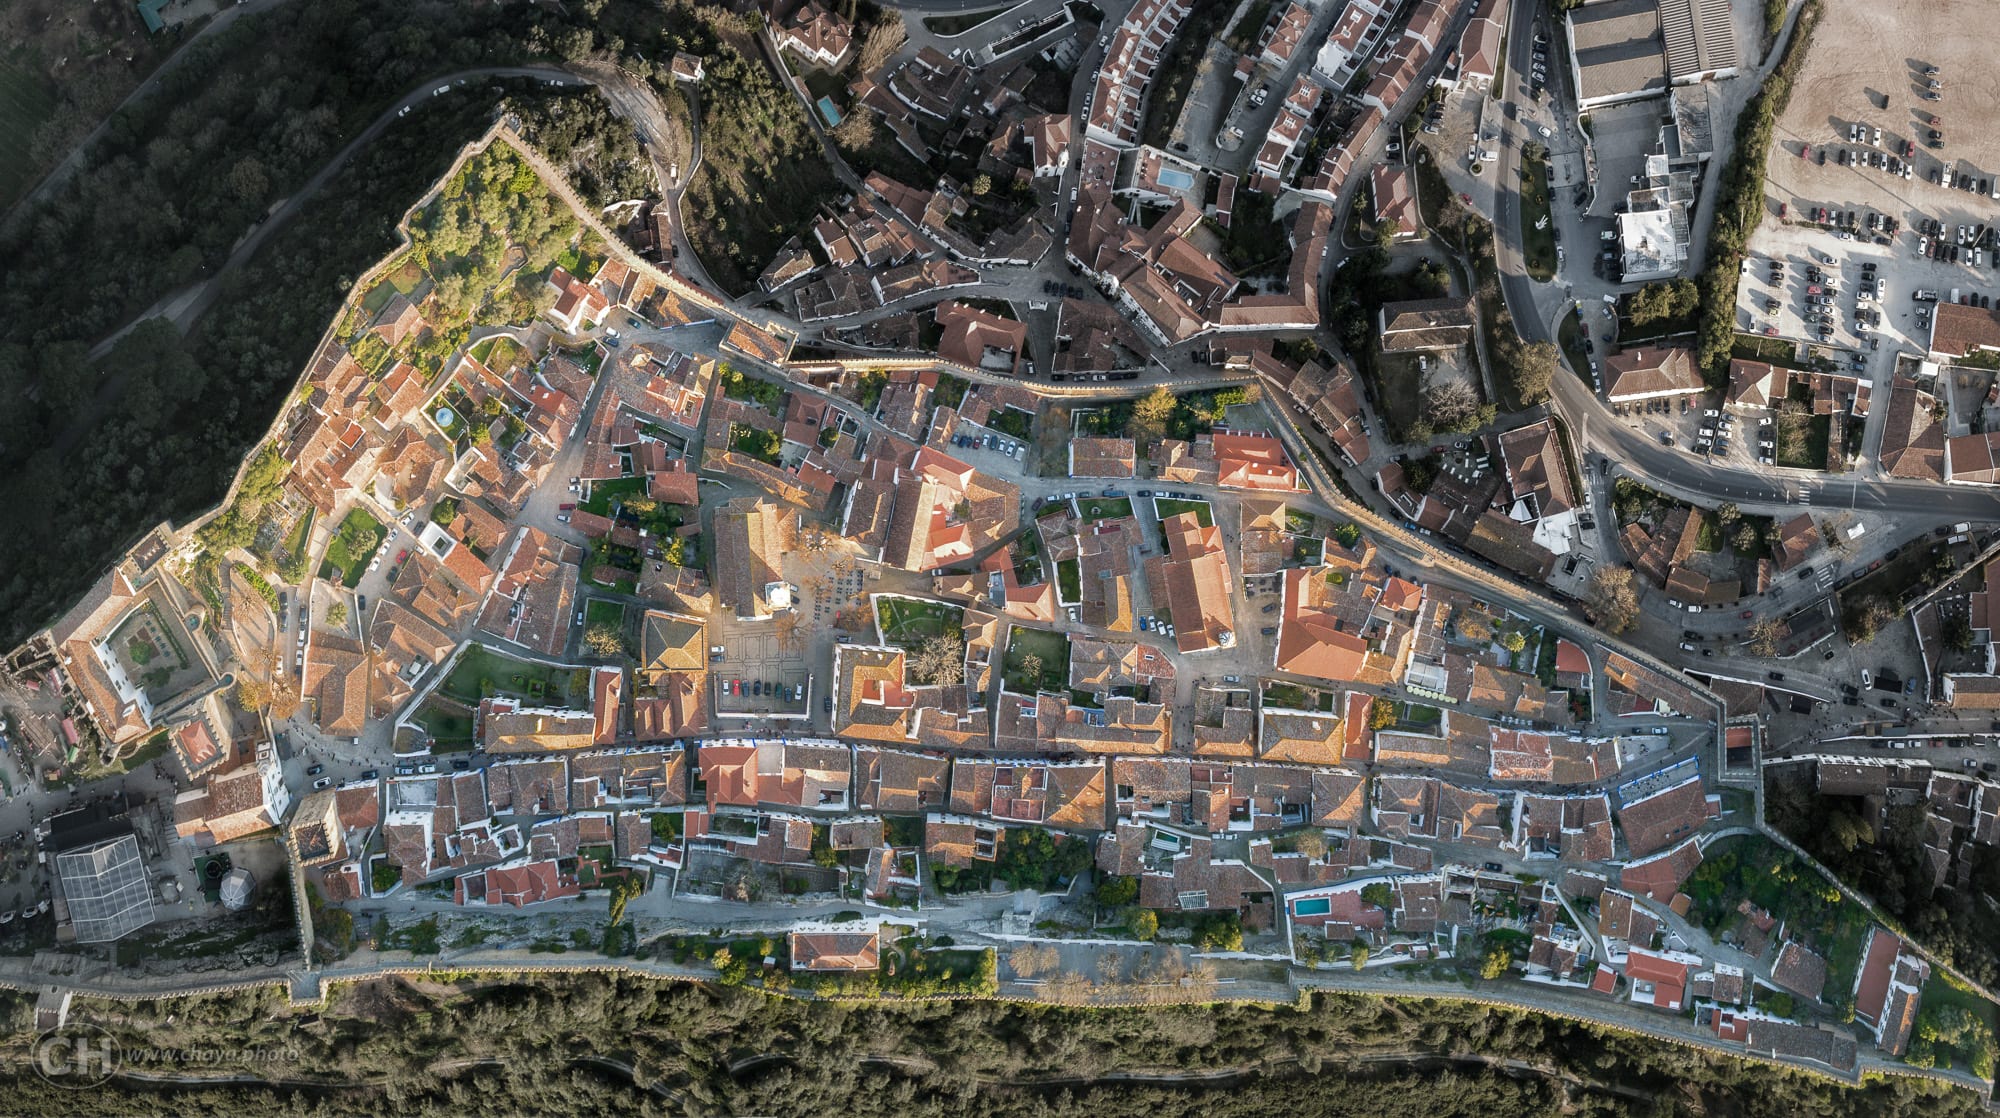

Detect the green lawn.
[
  {"left": 579, "top": 476, "right": 648, "bottom": 516},
  {"left": 439, "top": 646, "right": 590, "bottom": 708},
  {"left": 875, "top": 597, "right": 965, "bottom": 649},
  {"left": 584, "top": 599, "right": 625, "bottom": 631},
  {"left": 1263, "top": 682, "right": 1337, "bottom": 712},
  {"left": 989, "top": 408, "right": 1032, "bottom": 440},
  {"left": 1371, "top": 352, "right": 1428, "bottom": 439},
  {"left": 319, "top": 507, "right": 384, "bottom": 588},
  {"left": 730, "top": 423, "right": 782, "bottom": 464},
  {"left": 469, "top": 334, "right": 525, "bottom": 376},
  {"left": 281, "top": 508, "right": 315, "bottom": 571},
  {"left": 1730, "top": 332, "right": 1816, "bottom": 370},
  {"left": 1517, "top": 152, "right": 1557, "bottom": 282},
  {"left": 1776, "top": 414, "right": 1832, "bottom": 470},
  {"left": 1918, "top": 971, "right": 2000, "bottom": 1071},
  {"left": 1685, "top": 835, "right": 1873, "bottom": 994},
  {"left": 1056, "top": 557, "right": 1082, "bottom": 604},
  {"left": 1078, "top": 496, "right": 1133, "bottom": 522},
  {"left": 1152, "top": 498, "right": 1213, "bottom": 527},
  {"left": 1002, "top": 626, "right": 1072, "bottom": 694}
]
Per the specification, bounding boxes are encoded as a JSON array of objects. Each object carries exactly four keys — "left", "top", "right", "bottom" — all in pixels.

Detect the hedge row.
[{"left": 1693, "top": 0, "right": 1825, "bottom": 383}]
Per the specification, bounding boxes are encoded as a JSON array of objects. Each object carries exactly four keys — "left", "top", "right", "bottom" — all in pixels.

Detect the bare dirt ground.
[{"left": 1765, "top": 0, "right": 2000, "bottom": 222}]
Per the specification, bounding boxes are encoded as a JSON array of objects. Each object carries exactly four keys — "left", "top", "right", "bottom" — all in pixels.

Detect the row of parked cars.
[
  {"left": 954, "top": 431, "right": 1023, "bottom": 459},
  {"left": 724, "top": 679, "right": 805, "bottom": 702}
]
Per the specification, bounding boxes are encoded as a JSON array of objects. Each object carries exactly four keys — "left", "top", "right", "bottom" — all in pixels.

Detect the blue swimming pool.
[
  {"left": 817, "top": 96, "right": 843, "bottom": 126},
  {"left": 1293, "top": 897, "right": 1331, "bottom": 916}
]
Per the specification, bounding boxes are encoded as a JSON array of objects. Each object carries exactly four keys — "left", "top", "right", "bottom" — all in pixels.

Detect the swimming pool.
[
  {"left": 1292, "top": 897, "right": 1331, "bottom": 917},
  {"left": 817, "top": 96, "right": 843, "bottom": 127}
]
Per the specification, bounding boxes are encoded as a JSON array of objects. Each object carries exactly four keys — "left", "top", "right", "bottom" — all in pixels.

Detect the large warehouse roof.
[
  {"left": 1571, "top": 0, "right": 1668, "bottom": 105},
  {"left": 1570, "top": 0, "right": 1739, "bottom": 107}
]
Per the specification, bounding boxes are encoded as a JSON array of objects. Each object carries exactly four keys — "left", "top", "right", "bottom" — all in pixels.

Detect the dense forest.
[
  {"left": 0, "top": 974, "right": 1986, "bottom": 1116},
  {"left": 508, "top": 91, "right": 658, "bottom": 210},
  {"left": 1767, "top": 768, "right": 2000, "bottom": 988}
]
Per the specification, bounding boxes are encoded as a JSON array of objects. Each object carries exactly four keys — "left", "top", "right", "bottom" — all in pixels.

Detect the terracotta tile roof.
[
  {"left": 1211, "top": 431, "right": 1300, "bottom": 492},
  {"left": 1624, "top": 946, "right": 1693, "bottom": 1010},
  {"left": 935, "top": 301, "right": 1027, "bottom": 375},
  {"left": 1603, "top": 345, "right": 1702, "bottom": 401},
  {"left": 712, "top": 497, "right": 786, "bottom": 619},
  {"left": 1929, "top": 300, "right": 2000, "bottom": 358},
  {"left": 854, "top": 747, "right": 949, "bottom": 812},
  {"left": 1946, "top": 431, "right": 2000, "bottom": 484},
  {"left": 1879, "top": 376, "right": 1946, "bottom": 481},
  {"left": 1377, "top": 297, "right": 1473, "bottom": 351},
  {"left": 924, "top": 813, "right": 1000, "bottom": 867},
  {"left": 1619, "top": 835, "right": 1703, "bottom": 900},
  {"left": 1725, "top": 358, "right": 1788, "bottom": 409},
  {"left": 305, "top": 632, "right": 368, "bottom": 737},
  {"left": 1069, "top": 436, "right": 1137, "bottom": 478},
  {"left": 1496, "top": 418, "right": 1576, "bottom": 517},
  {"left": 1616, "top": 776, "right": 1708, "bottom": 858},
  {"left": 1774, "top": 513, "right": 1820, "bottom": 571},
  {"left": 789, "top": 928, "right": 880, "bottom": 972},
  {"left": 1153, "top": 511, "right": 1237, "bottom": 653},
  {"left": 1770, "top": 940, "right": 1828, "bottom": 1001}
]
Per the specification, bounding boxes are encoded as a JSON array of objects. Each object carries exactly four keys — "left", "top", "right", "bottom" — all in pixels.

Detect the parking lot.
[
  {"left": 1767, "top": 0, "right": 2000, "bottom": 214},
  {"left": 1759, "top": 0, "right": 2000, "bottom": 335},
  {"left": 1739, "top": 211, "right": 2000, "bottom": 471}
]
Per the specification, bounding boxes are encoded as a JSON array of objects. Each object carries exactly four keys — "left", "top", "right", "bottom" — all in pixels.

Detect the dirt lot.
[{"left": 1765, "top": 0, "right": 2000, "bottom": 221}]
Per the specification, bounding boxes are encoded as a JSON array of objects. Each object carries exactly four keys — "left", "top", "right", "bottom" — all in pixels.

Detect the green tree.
[
  {"left": 327, "top": 602, "right": 348, "bottom": 627},
  {"left": 1129, "top": 386, "right": 1179, "bottom": 447},
  {"left": 712, "top": 945, "right": 749, "bottom": 985},
  {"left": 1351, "top": 942, "right": 1370, "bottom": 970},
  {"left": 909, "top": 633, "right": 965, "bottom": 687},
  {"left": 1368, "top": 700, "right": 1399, "bottom": 731},
  {"left": 1587, "top": 566, "right": 1641, "bottom": 635},
  {"left": 584, "top": 624, "right": 625, "bottom": 658},
  {"left": 431, "top": 496, "right": 460, "bottom": 526},
  {"left": 1498, "top": 630, "right": 1527, "bottom": 653},
  {"left": 1746, "top": 618, "right": 1783, "bottom": 657},
  {"left": 1017, "top": 652, "right": 1044, "bottom": 688},
  {"left": 1502, "top": 339, "right": 1559, "bottom": 406},
  {"left": 1481, "top": 947, "right": 1513, "bottom": 980},
  {"left": 1098, "top": 875, "right": 1139, "bottom": 907},
  {"left": 1130, "top": 909, "right": 1158, "bottom": 941}
]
